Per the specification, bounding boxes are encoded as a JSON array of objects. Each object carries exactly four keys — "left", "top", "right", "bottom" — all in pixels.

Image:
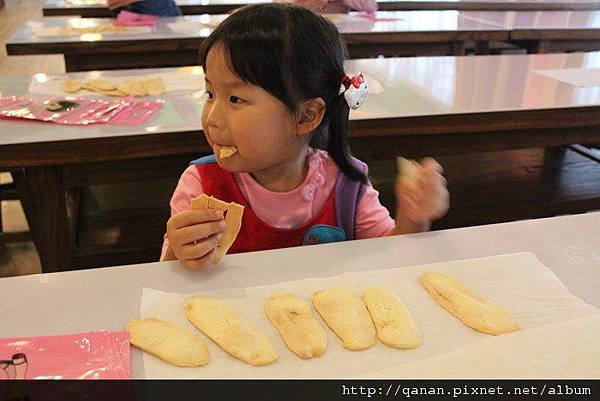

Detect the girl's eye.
[
  {"left": 229, "top": 95, "right": 242, "bottom": 104},
  {"left": 205, "top": 91, "right": 214, "bottom": 100}
]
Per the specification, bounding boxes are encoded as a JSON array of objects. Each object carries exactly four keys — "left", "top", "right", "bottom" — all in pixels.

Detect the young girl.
[{"left": 161, "top": 3, "right": 448, "bottom": 271}]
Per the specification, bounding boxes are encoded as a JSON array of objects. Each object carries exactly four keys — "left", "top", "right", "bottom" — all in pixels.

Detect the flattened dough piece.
[
  {"left": 142, "top": 77, "right": 166, "bottom": 96},
  {"left": 96, "top": 88, "right": 128, "bottom": 97},
  {"left": 85, "top": 78, "right": 116, "bottom": 92},
  {"left": 312, "top": 288, "right": 377, "bottom": 350},
  {"left": 117, "top": 80, "right": 147, "bottom": 97},
  {"left": 420, "top": 272, "right": 519, "bottom": 335},
  {"left": 363, "top": 287, "right": 420, "bottom": 349},
  {"left": 265, "top": 293, "right": 327, "bottom": 359},
  {"left": 190, "top": 194, "right": 244, "bottom": 264},
  {"left": 62, "top": 79, "right": 82, "bottom": 93},
  {"left": 184, "top": 296, "right": 278, "bottom": 366},
  {"left": 127, "top": 318, "right": 209, "bottom": 367}
]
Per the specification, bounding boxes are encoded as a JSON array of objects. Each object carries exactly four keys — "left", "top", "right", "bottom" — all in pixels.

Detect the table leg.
[{"left": 12, "top": 167, "right": 75, "bottom": 273}]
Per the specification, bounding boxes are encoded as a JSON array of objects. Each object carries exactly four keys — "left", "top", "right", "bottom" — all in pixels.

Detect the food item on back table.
[
  {"left": 420, "top": 272, "right": 520, "bottom": 335},
  {"left": 184, "top": 296, "right": 278, "bottom": 366},
  {"left": 312, "top": 287, "right": 377, "bottom": 350},
  {"left": 62, "top": 79, "right": 83, "bottom": 93},
  {"left": 62, "top": 77, "right": 165, "bottom": 97},
  {"left": 127, "top": 318, "right": 209, "bottom": 367},
  {"left": 190, "top": 194, "right": 244, "bottom": 264},
  {"left": 363, "top": 287, "right": 420, "bottom": 349},
  {"left": 265, "top": 293, "right": 328, "bottom": 359},
  {"left": 117, "top": 80, "right": 147, "bottom": 97},
  {"left": 141, "top": 77, "right": 166, "bottom": 96}
]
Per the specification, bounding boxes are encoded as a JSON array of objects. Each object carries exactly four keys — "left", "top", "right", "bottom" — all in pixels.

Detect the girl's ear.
[{"left": 296, "top": 97, "right": 325, "bottom": 136}]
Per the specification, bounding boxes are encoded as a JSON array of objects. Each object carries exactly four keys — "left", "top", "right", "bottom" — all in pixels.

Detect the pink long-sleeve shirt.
[{"left": 160, "top": 149, "right": 394, "bottom": 260}]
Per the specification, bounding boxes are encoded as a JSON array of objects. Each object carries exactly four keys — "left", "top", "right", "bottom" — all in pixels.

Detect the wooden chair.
[{"left": 0, "top": 172, "right": 30, "bottom": 243}]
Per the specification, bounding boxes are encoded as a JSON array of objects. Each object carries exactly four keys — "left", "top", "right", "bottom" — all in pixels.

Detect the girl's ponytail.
[{"left": 326, "top": 94, "right": 368, "bottom": 184}]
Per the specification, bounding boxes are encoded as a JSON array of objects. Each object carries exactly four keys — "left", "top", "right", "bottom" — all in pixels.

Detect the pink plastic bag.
[
  {"left": 0, "top": 331, "right": 130, "bottom": 379},
  {"left": 0, "top": 96, "right": 164, "bottom": 125},
  {"left": 115, "top": 10, "right": 158, "bottom": 27}
]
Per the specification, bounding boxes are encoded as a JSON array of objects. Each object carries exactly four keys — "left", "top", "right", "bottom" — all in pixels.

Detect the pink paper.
[
  {"left": 0, "top": 331, "right": 130, "bottom": 379},
  {"left": 0, "top": 96, "right": 163, "bottom": 125},
  {"left": 115, "top": 10, "right": 158, "bottom": 27}
]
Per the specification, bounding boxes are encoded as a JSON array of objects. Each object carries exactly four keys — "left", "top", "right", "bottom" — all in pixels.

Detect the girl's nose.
[{"left": 205, "top": 98, "right": 225, "bottom": 129}]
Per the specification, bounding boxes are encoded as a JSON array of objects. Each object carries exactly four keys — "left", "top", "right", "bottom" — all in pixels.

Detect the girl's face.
[{"left": 202, "top": 45, "right": 308, "bottom": 187}]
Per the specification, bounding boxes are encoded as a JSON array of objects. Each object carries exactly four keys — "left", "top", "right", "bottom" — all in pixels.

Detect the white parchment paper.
[{"left": 138, "top": 252, "right": 599, "bottom": 378}]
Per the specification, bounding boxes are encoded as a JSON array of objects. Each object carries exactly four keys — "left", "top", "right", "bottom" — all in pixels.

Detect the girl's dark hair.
[{"left": 199, "top": 3, "right": 367, "bottom": 183}]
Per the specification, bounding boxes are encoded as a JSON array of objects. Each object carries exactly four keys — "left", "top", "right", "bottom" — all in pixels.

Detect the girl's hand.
[
  {"left": 107, "top": 0, "right": 142, "bottom": 10},
  {"left": 166, "top": 209, "right": 226, "bottom": 271},
  {"left": 394, "top": 158, "right": 449, "bottom": 232}
]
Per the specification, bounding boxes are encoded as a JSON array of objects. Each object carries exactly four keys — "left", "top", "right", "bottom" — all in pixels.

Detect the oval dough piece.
[
  {"left": 184, "top": 296, "right": 278, "bottom": 366},
  {"left": 142, "top": 77, "right": 166, "bottom": 96},
  {"left": 312, "top": 288, "right": 377, "bottom": 350},
  {"left": 85, "top": 78, "right": 116, "bottom": 91},
  {"left": 265, "top": 293, "right": 327, "bottom": 359},
  {"left": 127, "top": 318, "right": 209, "bottom": 367},
  {"left": 420, "top": 272, "right": 519, "bottom": 335},
  {"left": 363, "top": 287, "right": 420, "bottom": 349},
  {"left": 62, "top": 79, "right": 82, "bottom": 93},
  {"left": 117, "top": 80, "right": 147, "bottom": 97}
]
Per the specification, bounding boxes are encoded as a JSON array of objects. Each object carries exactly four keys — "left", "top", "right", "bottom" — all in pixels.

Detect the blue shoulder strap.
[
  {"left": 190, "top": 154, "right": 216, "bottom": 166},
  {"left": 335, "top": 157, "right": 368, "bottom": 241}
]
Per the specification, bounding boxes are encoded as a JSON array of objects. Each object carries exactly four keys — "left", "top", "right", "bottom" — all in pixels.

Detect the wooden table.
[
  {"left": 378, "top": 0, "right": 600, "bottom": 11},
  {"left": 5, "top": 12, "right": 509, "bottom": 71},
  {"left": 43, "top": 0, "right": 272, "bottom": 17},
  {"left": 464, "top": 9, "right": 600, "bottom": 52},
  {"left": 1, "top": 211, "right": 598, "bottom": 377},
  {"left": 42, "top": 0, "right": 600, "bottom": 18},
  {"left": 2, "top": 52, "right": 600, "bottom": 273}
]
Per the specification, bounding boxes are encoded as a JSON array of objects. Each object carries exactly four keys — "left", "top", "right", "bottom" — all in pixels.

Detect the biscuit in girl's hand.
[
  {"left": 127, "top": 318, "right": 209, "bottom": 367},
  {"left": 420, "top": 272, "right": 520, "bottom": 335},
  {"left": 190, "top": 194, "right": 244, "bottom": 264}
]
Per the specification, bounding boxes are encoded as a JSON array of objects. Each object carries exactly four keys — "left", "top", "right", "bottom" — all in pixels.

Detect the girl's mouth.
[{"left": 215, "top": 144, "right": 238, "bottom": 159}]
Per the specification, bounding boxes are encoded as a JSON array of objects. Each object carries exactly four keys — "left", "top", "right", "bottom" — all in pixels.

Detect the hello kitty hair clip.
[{"left": 339, "top": 73, "right": 368, "bottom": 110}]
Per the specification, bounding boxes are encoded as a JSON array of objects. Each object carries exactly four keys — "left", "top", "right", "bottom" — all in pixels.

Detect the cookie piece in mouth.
[{"left": 219, "top": 145, "right": 238, "bottom": 159}]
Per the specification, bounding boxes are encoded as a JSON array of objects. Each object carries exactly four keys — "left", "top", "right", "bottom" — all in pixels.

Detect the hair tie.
[{"left": 338, "top": 72, "right": 368, "bottom": 110}]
